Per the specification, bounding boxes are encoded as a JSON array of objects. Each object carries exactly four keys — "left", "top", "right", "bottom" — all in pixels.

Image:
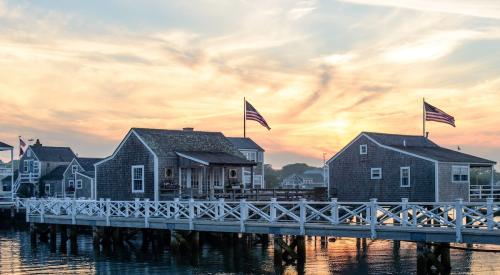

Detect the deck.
[{"left": 23, "top": 198, "right": 500, "bottom": 245}]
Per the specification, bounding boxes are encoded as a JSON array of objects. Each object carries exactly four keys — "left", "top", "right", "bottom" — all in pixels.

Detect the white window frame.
[
  {"left": 452, "top": 165, "right": 469, "bottom": 183},
  {"left": 68, "top": 180, "right": 74, "bottom": 188},
  {"left": 45, "top": 183, "right": 50, "bottom": 195},
  {"left": 360, "top": 144, "right": 368, "bottom": 155},
  {"left": 213, "top": 168, "right": 223, "bottom": 189},
  {"left": 23, "top": 160, "right": 29, "bottom": 172},
  {"left": 131, "top": 165, "right": 145, "bottom": 193},
  {"left": 72, "top": 165, "right": 78, "bottom": 174},
  {"left": 76, "top": 179, "right": 83, "bottom": 189},
  {"left": 371, "top": 168, "right": 382, "bottom": 180},
  {"left": 400, "top": 167, "right": 410, "bottom": 187}
]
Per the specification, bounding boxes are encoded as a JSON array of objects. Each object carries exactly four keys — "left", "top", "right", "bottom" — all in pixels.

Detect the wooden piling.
[
  {"left": 29, "top": 223, "right": 37, "bottom": 247},
  {"left": 273, "top": 235, "right": 283, "bottom": 266},
  {"left": 70, "top": 225, "right": 78, "bottom": 253},
  {"left": 50, "top": 224, "right": 57, "bottom": 252}
]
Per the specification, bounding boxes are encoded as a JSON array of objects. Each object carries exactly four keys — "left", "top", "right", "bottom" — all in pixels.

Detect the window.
[
  {"left": 213, "top": 168, "right": 222, "bottom": 188},
  {"left": 45, "top": 184, "right": 50, "bottom": 195},
  {"left": 68, "top": 180, "right": 74, "bottom": 188},
  {"left": 371, "top": 168, "right": 382, "bottom": 179},
  {"left": 452, "top": 165, "right": 469, "bottom": 182},
  {"left": 76, "top": 179, "right": 83, "bottom": 189},
  {"left": 360, "top": 145, "right": 368, "bottom": 155},
  {"left": 242, "top": 151, "right": 257, "bottom": 161},
  {"left": 23, "top": 160, "right": 29, "bottom": 172},
  {"left": 400, "top": 167, "right": 410, "bottom": 187},
  {"left": 165, "top": 168, "right": 173, "bottom": 178},
  {"left": 191, "top": 168, "right": 200, "bottom": 189},
  {"left": 27, "top": 150, "right": 32, "bottom": 157},
  {"left": 229, "top": 169, "right": 238, "bottom": 178},
  {"left": 131, "top": 165, "right": 144, "bottom": 193},
  {"left": 72, "top": 165, "right": 78, "bottom": 174}
]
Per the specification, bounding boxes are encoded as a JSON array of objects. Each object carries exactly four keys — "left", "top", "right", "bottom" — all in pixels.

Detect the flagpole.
[
  {"left": 423, "top": 98, "right": 426, "bottom": 137},
  {"left": 243, "top": 97, "right": 246, "bottom": 138}
]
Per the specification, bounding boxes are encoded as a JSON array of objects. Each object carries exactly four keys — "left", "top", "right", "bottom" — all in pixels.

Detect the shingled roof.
[
  {"left": 364, "top": 132, "right": 495, "bottom": 165},
  {"left": 31, "top": 145, "right": 76, "bottom": 162},
  {"left": 41, "top": 165, "right": 68, "bottom": 181},
  {"left": 76, "top": 157, "right": 103, "bottom": 171},
  {"left": 133, "top": 128, "right": 244, "bottom": 158},
  {"left": 0, "top": 141, "right": 12, "bottom": 149},
  {"left": 227, "top": 137, "right": 264, "bottom": 151}
]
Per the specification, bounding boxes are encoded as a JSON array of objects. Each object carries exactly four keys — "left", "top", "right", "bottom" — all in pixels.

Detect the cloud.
[
  {"left": 288, "top": 0, "right": 317, "bottom": 20},
  {"left": 338, "top": 0, "right": 500, "bottom": 20}
]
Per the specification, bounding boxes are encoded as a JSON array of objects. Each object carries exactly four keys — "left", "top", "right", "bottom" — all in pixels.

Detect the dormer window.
[
  {"left": 360, "top": 144, "right": 368, "bottom": 155},
  {"left": 27, "top": 150, "right": 32, "bottom": 157}
]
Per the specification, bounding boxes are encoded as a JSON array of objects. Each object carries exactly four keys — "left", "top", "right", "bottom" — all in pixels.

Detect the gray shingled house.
[
  {"left": 227, "top": 137, "right": 265, "bottom": 189},
  {"left": 95, "top": 128, "right": 256, "bottom": 201},
  {"left": 326, "top": 132, "right": 496, "bottom": 202},
  {"left": 63, "top": 157, "right": 102, "bottom": 199},
  {"left": 17, "top": 139, "right": 76, "bottom": 197},
  {"left": 40, "top": 165, "right": 67, "bottom": 197}
]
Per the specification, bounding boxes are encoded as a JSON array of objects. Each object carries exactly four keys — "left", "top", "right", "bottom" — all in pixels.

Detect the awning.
[{"left": 176, "top": 151, "right": 256, "bottom": 166}]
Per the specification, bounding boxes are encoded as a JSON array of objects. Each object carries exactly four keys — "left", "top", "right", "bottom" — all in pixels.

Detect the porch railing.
[
  {"left": 470, "top": 184, "right": 500, "bottom": 201},
  {"left": 24, "top": 197, "right": 500, "bottom": 243}
]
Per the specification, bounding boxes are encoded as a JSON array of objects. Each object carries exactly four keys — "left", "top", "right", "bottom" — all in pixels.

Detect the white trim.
[
  {"left": 371, "top": 168, "right": 382, "bottom": 180},
  {"left": 75, "top": 171, "right": 94, "bottom": 180},
  {"left": 176, "top": 152, "right": 209, "bottom": 166},
  {"left": 94, "top": 129, "right": 135, "bottom": 167},
  {"left": 360, "top": 144, "right": 367, "bottom": 155},
  {"left": 451, "top": 165, "right": 470, "bottom": 183},
  {"left": 435, "top": 162, "right": 439, "bottom": 202},
  {"left": 363, "top": 134, "right": 438, "bottom": 163},
  {"left": 326, "top": 133, "right": 364, "bottom": 164},
  {"left": 131, "top": 165, "right": 145, "bottom": 193},
  {"left": 63, "top": 159, "right": 80, "bottom": 178},
  {"left": 44, "top": 183, "right": 50, "bottom": 195},
  {"left": 400, "top": 167, "right": 410, "bottom": 187},
  {"left": 133, "top": 131, "right": 159, "bottom": 201}
]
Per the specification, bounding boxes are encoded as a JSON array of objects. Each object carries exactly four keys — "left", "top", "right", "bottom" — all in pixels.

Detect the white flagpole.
[{"left": 243, "top": 97, "right": 246, "bottom": 138}]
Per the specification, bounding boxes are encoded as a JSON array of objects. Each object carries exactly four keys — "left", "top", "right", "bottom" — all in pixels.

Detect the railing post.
[
  {"left": 487, "top": 198, "right": 494, "bottom": 230},
  {"left": 99, "top": 198, "right": 104, "bottom": 218},
  {"left": 189, "top": 198, "right": 194, "bottom": 230},
  {"left": 270, "top": 198, "right": 277, "bottom": 222},
  {"left": 331, "top": 198, "right": 338, "bottom": 225},
  {"left": 40, "top": 200, "right": 45, "bottom": 223},
  {"left": 105, "top": 199, "right": 111, "bottom": 226},
  {"left": 218, "top": 198, "right": 225, "bottom": 221},
  {"left": 370, "top": 198, "right": 377, "bottom": 239},
  {"left": 299, "top": 198, "right": 306, "bottom": 235},
  {"left": 455, "top": 199, "right": 463, "bottom": 243},
  {"left": 25, "top": 199, "right": 30, "bottom": 222},
  {"left": 412, "top": 204, "right": 417, "bottom": 227},
  {"left": 144, "top": 198, "right": 150, "bottom": 228},
  {"left": 71, "top": 199, "right": 76, "bottom": 225},
  {"left": 134, "top": 198, "right": 140, "bottom": 218},
  {"left": 401, "top": 198, "right": 408, "bottom": 227},
  {"left": 174, "top": 198, "right": 179, "bottom": 219},
  {"left": 240, "top": 199, "right": 248, "bottom": 233}
]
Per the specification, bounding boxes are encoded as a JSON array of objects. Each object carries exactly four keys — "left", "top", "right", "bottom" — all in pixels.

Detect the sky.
[{"left": 0, "top": 0, "right": 500, "bottom": 168}]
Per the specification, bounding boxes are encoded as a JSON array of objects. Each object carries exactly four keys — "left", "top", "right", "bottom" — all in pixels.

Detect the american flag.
[
  {"left": 424, "top": 101, "right": 455, "bottom": 127},
  {"left": 246, "top": 100, "right": 271, "bottom": 130},
  {"left": 19, "top": 137, "right": 26, "bottom": 156}
]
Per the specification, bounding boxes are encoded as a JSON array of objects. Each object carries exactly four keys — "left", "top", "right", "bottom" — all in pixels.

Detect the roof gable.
[
  {"left": 41, "top": 165, "right": 68, "bottom": 181},
  {"left": 76, "top": 157, "right": 103, "bottom": 171}
]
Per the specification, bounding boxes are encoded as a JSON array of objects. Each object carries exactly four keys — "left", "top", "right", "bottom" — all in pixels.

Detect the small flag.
[
  {"left": 246, "top": 100, "right": 271, "bottom": 130},
  {"left": 424, "top": 102, "right": 455, "bottom": 127},
  {"left": 19, "top": 137, "right": 26, "bottom": 156}
]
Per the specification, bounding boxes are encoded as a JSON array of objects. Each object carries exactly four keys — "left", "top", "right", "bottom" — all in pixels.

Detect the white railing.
[
  {"left": 470, "top": 184, "right": 500, "bottom": 200},
  {"left": 20, "top": 173, "right": 39, "bottom": 183},
  {"left": 25, "top": 198, "right": 499, "bottom": 243},
  {"left": 0, "top": 167, "right": 12, "bottom": 176}
]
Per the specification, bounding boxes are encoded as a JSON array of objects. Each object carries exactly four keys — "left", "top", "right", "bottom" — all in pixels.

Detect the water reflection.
[{"left": 0, "top": 224, "right": 498, "bottom": 274}]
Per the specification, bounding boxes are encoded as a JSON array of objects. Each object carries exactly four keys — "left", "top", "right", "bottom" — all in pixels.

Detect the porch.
[
  {"left": 159, "top": 151, "right": 256, "bottom": 200},
  {"left": 469, "top": 164, "right": 498, "bottom": 202}
]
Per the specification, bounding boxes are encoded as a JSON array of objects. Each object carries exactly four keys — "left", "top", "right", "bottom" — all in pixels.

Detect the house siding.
[
  {"left": 96, "top": 133, "right": 155, "bottom": 200},
  {"left": 438, "top": 163, "right": 470, "bottom": 202},
  {"left": 329, "top": 135, "right": 436, "bottom": 202},
  {"left": 75, "top": 174, "right": 93, "bottom": 199}
]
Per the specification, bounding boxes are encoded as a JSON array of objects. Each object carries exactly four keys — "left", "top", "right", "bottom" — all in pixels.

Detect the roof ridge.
[
  {"left": 363, "top": 131, "right": 426, "bottom": 138},
  {"left": 132, "top": 127, "right": 223, "bottom": 135}
]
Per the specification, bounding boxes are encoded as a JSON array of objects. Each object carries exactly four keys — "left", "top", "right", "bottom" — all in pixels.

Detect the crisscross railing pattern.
[{"left": 25, "top": 197, "right": 500, "bottom": 243}]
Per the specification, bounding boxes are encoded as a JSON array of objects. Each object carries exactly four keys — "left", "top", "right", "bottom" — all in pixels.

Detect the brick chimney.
[
  {"left": 33, "top": 139, "right": 42, "bottom": 147},
  {"left": 183, "top": 127, "right": 194, "bottom": 131}
]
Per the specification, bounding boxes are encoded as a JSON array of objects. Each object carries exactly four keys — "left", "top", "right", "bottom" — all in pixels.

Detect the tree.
[{"left": 264, "top": 164, "right": 280, "bottom": 188}]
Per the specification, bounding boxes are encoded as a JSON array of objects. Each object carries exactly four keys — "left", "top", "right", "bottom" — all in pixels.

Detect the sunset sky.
[{"left": 1, "top": 0, "right": 500, "bottom": 168}]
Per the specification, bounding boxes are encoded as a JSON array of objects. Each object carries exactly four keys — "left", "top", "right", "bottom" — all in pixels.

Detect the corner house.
[
  {"left": 94, "top": 128, "right": 256, "bottom": 201},
  {"left": 326, "top": 132, "right": 496, "bottom": 202}
]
